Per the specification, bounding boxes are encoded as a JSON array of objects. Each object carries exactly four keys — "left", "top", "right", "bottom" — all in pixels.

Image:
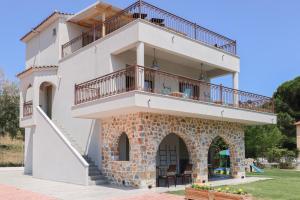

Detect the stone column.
[
  {"left": 296, "top": 122, "right": 300, "bottom": 170},
  {"left": 232, "top": 72, "right": 239, "bottom": 106}
]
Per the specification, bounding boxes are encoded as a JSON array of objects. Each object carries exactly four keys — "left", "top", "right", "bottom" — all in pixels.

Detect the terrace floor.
[{"left": 0, "top": 168, "right": 269, "bottom": 200}]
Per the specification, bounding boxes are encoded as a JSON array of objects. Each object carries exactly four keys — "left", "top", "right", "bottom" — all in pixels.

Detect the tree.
[
  {"left": 0, "top": 69, "right": 23, "bottom": 138},
  {"left": 245, "top": 76, "right": 300, "bottom": 159},
  {"left": 245, "top": 125, "right": 283, "bottom": 158},
  {"left": 273, "top": 76, "right": 300, "bottom": 150}
]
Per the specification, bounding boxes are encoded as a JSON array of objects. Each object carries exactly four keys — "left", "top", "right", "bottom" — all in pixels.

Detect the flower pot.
[{"left": 185, "top": 188, "right": 212, "bottom": 200}]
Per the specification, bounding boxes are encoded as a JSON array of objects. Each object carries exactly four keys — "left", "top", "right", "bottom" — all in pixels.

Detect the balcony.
[
  {"left": 74, "top": 65, "right": 274, "bottom": 115},
  {"left": 20, "top": 100, "right": 35, "bottom": 128},
  {"left": 62, "top": 1, "right": 236, "bottom": 58},
  {"left": 23, "top": 101, "right": 33, "bottom": 117}
]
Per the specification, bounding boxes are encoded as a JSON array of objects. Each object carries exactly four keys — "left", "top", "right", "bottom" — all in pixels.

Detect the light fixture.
[
  {"left": 199, "top": 63, "right": 208, "bottom": 82},
  {"left": 152, "top": 48, "right": 160, "bottom": 69}
]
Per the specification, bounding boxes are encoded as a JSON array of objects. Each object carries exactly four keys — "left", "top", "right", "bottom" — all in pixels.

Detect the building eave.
[
  {"left": 20, "top": 11, "right": 73, "bottom": 43},
  {"left": 16, "top": 65, "right": 58, "bottom": 79}
]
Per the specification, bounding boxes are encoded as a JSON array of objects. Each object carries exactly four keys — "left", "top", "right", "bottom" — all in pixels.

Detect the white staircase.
[
  {"left": 52, "top": 119, "right": 108, "bottom": 185},
  {"left": 83, "top": 155, "right": 109, "bottom": 185},
  {"left": 52, "top": 119, "right": 85, "bottom": 155}
]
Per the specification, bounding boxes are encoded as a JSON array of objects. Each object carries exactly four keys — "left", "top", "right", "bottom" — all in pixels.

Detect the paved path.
[
  {"left": 0, "top": 184, "right": 56, "bottom": 200},
  {"left": 0, "top": 168, "right": 269, "bottom": 200},
  {"left": 108, "top": 193, "right": 184, "bottom": 200}
]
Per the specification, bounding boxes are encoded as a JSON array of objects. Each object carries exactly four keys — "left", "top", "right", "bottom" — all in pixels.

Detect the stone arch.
[
  {"left": 207, "top": 135, "right": 233, "bottom": 178},
  {"left": 155, "top": 132, "right": 192, "bottom": 185},
  {"left": 202, "top": 121, "right": 245, "bottom": 179},
  {"left": 154, "top": 132, "right": 194, "bottom": 162},
  {"left": 107, "top": 131, "right": 133, "bottom": 162},
  {"left": 148, "top": 128, "right": 200, "bottom": 183}
]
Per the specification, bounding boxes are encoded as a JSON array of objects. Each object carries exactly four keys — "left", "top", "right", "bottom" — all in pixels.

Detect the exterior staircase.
[
  {"left": 52, "top": 119, "right": 108, "bottom": 185},
  {"left": 83, "top": 155, "right": 109, "bottom": 185},
  {"left": 52, "top": 119, "right": 85, "bottom": 155}
]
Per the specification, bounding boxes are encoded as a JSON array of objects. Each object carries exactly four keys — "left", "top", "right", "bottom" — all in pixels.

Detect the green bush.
[{"left": 191, "top": 184, "right": 247, "bottom": 195}]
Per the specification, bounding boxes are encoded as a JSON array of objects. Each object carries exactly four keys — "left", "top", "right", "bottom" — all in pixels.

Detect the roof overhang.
[
  {"left": 67, "top": 1, "right": 121, "bottom": 28},
  {"left": 16, "top": 65, "right": 58, "bottom": 79},
  {"left": 20, "top": 12, "right": 73, "bottom": 43}
]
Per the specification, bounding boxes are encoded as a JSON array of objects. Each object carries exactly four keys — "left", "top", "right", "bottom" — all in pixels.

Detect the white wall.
[
  {"left": 51, "top": 21, "right": 139, "bottom": 168},
  {"left": 25, "top": 21, "right": 59, "bottom": 67},
  {"left": 24, "top": 128, "right": 34, "bottom": 174},
  {"left": 33, "top": 107, "right": 88, "bottom": 185},
  {"left": 138, "top": 20, "right": 240, "bottom": 73},
  {"left": 58, "top": 19, "right": 88, "bottom": 59}
]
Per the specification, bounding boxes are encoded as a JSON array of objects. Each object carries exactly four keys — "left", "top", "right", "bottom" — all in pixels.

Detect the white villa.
[{"left": 18, "top": 1, "right": 276, "bottom": 188}]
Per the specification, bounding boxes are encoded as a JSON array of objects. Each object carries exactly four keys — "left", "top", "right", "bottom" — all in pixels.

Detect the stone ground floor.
[
  {"left": 101, "top": 113, "right": 246, "bottom": 188},
  {"left": 0, "top": 168, "right": 269, "bottom": 200}
]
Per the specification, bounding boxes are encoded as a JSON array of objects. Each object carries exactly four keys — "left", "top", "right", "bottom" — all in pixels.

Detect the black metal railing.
[
  {"left": 62, "top": 1, "right": 236, "bottom": 57},
  {"left": 74, "top": 65, "right": 274, "bottom": 113}
]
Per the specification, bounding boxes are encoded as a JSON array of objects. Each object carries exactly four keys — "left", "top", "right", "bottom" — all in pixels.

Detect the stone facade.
[{"left": 101, "top": 112, "right": 246, "bottom": 188}]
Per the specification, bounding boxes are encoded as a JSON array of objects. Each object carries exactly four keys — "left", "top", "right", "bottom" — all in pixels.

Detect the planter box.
[
  {"left": 185, "top": 188, "right": 212, "bottom": 200},
  {"left": 214, "top": 192, "right": 251, "bottom": 200},
  {"left": 185, "top": 188, "right": 252, "bottom": 200}
]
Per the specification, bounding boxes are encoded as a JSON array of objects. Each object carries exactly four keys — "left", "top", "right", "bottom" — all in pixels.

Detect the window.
[
  {"left": 118, "top": 133, "right": 130, "bottom": 161},
  {"left": 52, "top": 28, "right": 56, "bottom": 36}
]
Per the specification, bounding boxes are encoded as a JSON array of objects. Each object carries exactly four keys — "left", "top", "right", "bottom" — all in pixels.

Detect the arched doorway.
[
  {"left": 39, "top": 82, "right": 54, "bottom": 119},
  {"left": 156, "top": 133, "right": 190, "bottom": 186},
  {"left": 208, "top": 136, "right": 231, "bottom": 180}
]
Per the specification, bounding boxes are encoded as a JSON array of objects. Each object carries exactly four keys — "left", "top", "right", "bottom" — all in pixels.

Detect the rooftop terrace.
[{"left": 62, "top": 1, "right": 237, "bottom": 57}]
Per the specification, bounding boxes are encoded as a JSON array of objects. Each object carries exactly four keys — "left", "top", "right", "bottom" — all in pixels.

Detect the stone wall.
[{"left": 101, "top": 112, "right": 245, "bottom": 188}]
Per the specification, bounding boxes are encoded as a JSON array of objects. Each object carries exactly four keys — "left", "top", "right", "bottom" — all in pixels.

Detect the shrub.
[{"left": 191, "top": 184, "right": 247, "bottom": 195}]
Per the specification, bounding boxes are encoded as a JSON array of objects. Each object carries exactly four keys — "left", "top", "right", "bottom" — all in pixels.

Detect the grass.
[
  {"left": 0, "top": 134, "right": 24, "bottom": 167},
  {"left": 168, "top": 169, "right": 300, "bottom": 200}
]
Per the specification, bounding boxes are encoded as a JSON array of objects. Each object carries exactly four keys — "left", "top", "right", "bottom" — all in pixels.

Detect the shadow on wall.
[
  {"left": 85, "top": 120, "right": 101, "bottom": 168},
  {"left": 24, "top": 127, "right": 35, "bottom": 175}
]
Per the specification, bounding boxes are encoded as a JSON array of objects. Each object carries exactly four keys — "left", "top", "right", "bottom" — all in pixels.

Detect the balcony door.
[{"left": 39, "top": 82, "right": 54, "bottom": 119}]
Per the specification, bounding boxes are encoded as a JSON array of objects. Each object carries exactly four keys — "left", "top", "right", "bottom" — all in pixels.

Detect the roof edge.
[
  {"left": 20, "top": 11, "right": 73, "bottom": 43},
  {"left": 16, "top": 65, "right": 58, "bottom": 78}
]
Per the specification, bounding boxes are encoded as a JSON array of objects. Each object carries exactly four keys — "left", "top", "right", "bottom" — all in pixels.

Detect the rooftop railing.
[
  {"left": 74, "top": 65, "right": 274, "bottom": 113},
  {"left": 62, "top": 1, "right": 236, "bottom": 57}
]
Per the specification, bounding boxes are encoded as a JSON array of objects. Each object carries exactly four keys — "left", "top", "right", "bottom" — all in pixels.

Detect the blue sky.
[{"left": 0, "top": 0, "right": 299, "bottom": 96}]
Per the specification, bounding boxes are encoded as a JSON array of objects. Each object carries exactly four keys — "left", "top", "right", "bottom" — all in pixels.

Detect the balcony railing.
[
  {"left": 62, "top": 1, "right": 236, "bottom": 57},
  {"left": 74, "top": 65, "right": 274, "bottom": 113},
  {"left": 23, "top": 101, "right": 33, "bottom": 117}
]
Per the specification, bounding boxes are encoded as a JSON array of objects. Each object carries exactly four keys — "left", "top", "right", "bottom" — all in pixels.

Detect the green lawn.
[{"left": 168, "top": 169, "right": 300, "bottom": 200}]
